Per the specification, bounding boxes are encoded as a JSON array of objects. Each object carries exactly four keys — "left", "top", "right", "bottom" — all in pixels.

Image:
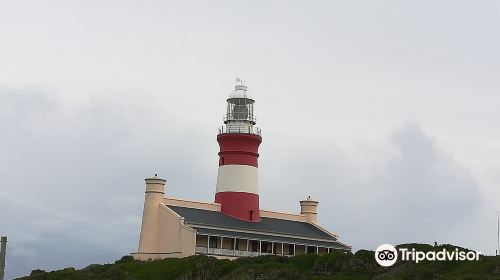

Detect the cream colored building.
[{"left": 132, "top": 175, "right": 350, "bottom": 260}]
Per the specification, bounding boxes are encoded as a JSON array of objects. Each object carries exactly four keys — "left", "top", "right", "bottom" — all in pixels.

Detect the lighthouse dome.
[{"left": 228, "top": 84, "right": 254, "bottom": 101}]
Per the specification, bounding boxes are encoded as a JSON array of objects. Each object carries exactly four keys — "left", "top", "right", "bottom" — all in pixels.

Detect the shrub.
[{"left": 115, "top": 255, "right": 135, "bottom": 264}]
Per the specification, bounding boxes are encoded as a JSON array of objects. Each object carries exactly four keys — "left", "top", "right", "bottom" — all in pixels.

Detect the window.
[{"left": 209, "top": 236, "right": 218, "bottom": 248}]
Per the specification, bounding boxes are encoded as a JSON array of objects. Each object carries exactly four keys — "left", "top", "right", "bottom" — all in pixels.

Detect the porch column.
[
  {"left": 316, "top": 246, "right": 319, "bottom": 255},
  {"left": 259, "top": 240, "right": 262, "bottom": 256},
  {"left": 293, "top": 244, "right": 296, "bottom": 256},
  {"left": 246, "top": 239, "right": 249, "bottom": 252},
  {"left": 271, "top": 242, "right": 274, "bottom": 254},
  {"left": 207, "top": 235, "right": 210, "bottom": 254},
  {"left": 233, "top": 238, "right": 236, "bottom": 256},
  {"left": 281, "top": 243, "right": 284, "bottom": 256}
]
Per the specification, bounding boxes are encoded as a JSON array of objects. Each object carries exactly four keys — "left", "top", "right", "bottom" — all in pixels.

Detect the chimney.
[
  {"left": 137, "top": 174, "right": 166, "bottom": 254},
  {"left": 300, "top": 196, "right": 318, "bottom": 223},
  {"left": 0, "top": 236, "right": 6, "bottom": 280}
]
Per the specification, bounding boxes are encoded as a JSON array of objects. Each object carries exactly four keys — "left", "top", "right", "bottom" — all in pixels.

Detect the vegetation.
[{"left": 16, "top": 244, "right": 500, "bottom": 280}]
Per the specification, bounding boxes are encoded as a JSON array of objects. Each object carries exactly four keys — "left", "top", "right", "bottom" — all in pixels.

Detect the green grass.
[{"left": 16, "top": 245, "right": 500, "bottom": 280}]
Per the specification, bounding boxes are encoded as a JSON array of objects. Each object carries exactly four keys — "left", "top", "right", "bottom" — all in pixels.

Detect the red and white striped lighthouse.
[{"left": 215, "top": 80, "right": 262, "bottom": 222}]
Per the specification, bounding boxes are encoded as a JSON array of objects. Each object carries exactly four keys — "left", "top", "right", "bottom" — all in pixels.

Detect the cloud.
[
  {"left": 0, "top": 86, "right": 488, "bottom": 279},
  {"left": 365, "top": 122, "right": 482, "bottom": 241},
  {"left": 261, "top": 122, "right": 483, "bottom": 251},
  {"left": 0, "top": 86, "right": 217, "bottom": 279}
]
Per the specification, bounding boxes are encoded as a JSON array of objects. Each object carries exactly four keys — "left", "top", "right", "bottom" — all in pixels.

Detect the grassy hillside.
[{"left": 17, "top": 244, "right": 500, "bottom": 280}]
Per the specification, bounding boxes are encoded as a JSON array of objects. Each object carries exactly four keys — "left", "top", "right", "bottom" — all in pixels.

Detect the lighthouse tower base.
[{"left": 215, "top": 132, "right": 262, "bottom": 222}]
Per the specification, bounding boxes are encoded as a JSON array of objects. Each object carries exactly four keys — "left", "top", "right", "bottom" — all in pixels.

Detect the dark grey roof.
[{"left": 168, "top": 205, "right": 350, "bottom": 250}]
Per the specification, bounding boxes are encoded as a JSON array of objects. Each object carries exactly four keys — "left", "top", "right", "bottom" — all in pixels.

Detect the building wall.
[
  {"left": 133, "top": 204, "right": 196, "bottom": 260},
  {"left": 196, "top": 235, "right": 208, "bottom": 248},
  {"left": 318, "top": 247, "right": 328, "bottom": 255},
  {"left": 161, "top": 204, "right": 196, "bottom": 257},
  {"left": 295, "top": 245, "right": 306, "bottom": 255},
  {"left": 283, "top": 244, "right": 292, "bottom": 255},
  {"left": 237, "top": 239, "right": 247, "bottom": 251},
  {"left": 222, "top": 238, "right": 233, "bottom": 250}
]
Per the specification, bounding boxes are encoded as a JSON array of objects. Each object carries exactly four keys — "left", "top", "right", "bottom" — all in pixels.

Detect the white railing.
[
  {"left": 195, "top": 247, "right": 208, "bottom": 254},
  {"left": 196, "top": 247, "right": 263, "bottom": 257},
  {"left": 195, "top": 246, "right": 308, "bottom": 258},
  {"left": 218, "top": 126, "right": 261, "bottom": 136}
]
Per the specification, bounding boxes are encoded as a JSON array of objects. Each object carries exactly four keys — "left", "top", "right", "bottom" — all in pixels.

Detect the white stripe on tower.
[{"left": 216, "top": 165, "right": 258, "bottom": 194}]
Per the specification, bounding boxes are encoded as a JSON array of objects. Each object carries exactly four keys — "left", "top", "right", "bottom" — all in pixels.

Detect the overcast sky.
[{"left": 1, "top": 1, "right": 499, "bottom": 279}]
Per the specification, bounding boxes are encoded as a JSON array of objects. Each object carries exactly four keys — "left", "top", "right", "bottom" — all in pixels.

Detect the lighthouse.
[
  {"left": 133, "top": 79, "right": 351, "bottom": 261},
  {"left": 215, "top": 81, "right": 262, "bottom": 222}
]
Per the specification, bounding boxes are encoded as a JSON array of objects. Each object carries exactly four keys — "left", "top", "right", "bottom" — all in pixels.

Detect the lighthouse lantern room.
[{"left": 220, "top": 82, "right": 259, "bottom": 135}]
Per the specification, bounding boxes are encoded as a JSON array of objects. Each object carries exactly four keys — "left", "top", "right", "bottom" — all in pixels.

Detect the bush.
[
  {"left": 29, "top": 270, "right": 47, "bottom": 276},
  {"left": 115, "top": 255, "right": 135, "bottom": 264}
]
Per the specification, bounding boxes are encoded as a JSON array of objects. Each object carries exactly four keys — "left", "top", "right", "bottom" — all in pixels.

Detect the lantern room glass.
[{"left": 225, "top": 98, "right": 256, "bottom": 124}]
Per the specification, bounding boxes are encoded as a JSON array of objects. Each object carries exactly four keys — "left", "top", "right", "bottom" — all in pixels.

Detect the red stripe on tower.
[
  {"left": 215, "top": 80, "right": 262, "bottom": 222},
  {"left": 218, "top": 134, "right": 260, "bottom": 167}
]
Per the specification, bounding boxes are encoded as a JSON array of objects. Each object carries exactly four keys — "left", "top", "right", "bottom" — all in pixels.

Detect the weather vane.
[{"left": 235, "top": 77, "right": 245, "bottom": 85}]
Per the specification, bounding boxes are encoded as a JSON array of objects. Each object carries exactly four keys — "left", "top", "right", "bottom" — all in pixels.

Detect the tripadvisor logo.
[
  {"left": 375, "top": 244, "right": 481, "bottom": 267},
  {"left": 375, "top": 244, "right": 398, "bottom": 267}
]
